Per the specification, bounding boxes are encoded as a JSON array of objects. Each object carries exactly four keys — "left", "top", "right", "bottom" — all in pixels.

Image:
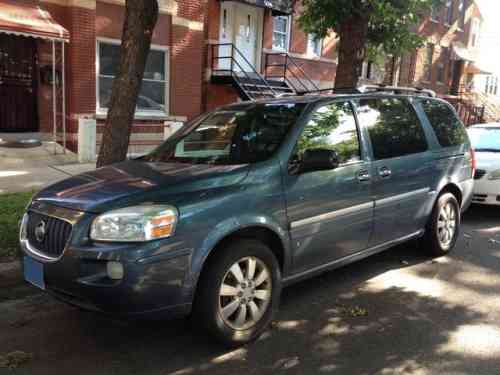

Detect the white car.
[{"left": 468, "top": 123, "right": 500, "bottom": 206}]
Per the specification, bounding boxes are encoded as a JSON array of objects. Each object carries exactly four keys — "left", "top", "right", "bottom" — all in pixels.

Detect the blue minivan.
[{"left": 20, "top": 88, "right": 474, "bottom": 346}]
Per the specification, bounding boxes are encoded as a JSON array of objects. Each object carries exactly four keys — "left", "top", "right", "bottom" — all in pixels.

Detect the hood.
[
  {"left": 475, "top": 151, "right": 500, "bottom": 171},
  {"left": 34, "top": 160, "right": 250, "bottom": 213}
]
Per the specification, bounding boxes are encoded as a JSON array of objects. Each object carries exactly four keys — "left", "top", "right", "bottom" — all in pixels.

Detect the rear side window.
[
  {"left": 421, "top": 99, "right": 468, "bottom": 147},
  {"left": 356, "top": 98, "right": 428, "bottom": 160}
]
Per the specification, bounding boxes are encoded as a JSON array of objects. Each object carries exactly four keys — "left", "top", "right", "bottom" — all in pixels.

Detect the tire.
[
  {"left": 421, "top": 192, "right": 460, "bottom": 256},
  {"left": 193, "top": 239, "right": 281, "bottom": 347}
]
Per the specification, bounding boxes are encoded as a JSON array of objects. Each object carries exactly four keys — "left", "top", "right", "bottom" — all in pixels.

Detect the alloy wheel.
[
  {"left": 218, "top": 256, "right": 272, "bottom": 331},
  {"left": 437, "top": 202, "right": 457, "bottom": 248}
]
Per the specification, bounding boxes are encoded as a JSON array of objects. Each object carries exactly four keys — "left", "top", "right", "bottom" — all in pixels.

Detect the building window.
[
  {"left": 272, "top": 16, "right": 290, "bottom": 51},
  {"left": 423, "top": 44, "right": 434, "bottom": 82},
  {"left": 470, "top": 18, "right": 481, "bottom": 47},
  {"left": 485, "top": 76, "right": 490, "bottom": 94},
  {"left": 307, "top": 34, "right": 323, "bottom": 57},
  {"left": 364, "top": 61, "right": 374, "bottom": 80},
  {"left": 445, "top": 0, "right": 454, "bottom": 25},
  {"left": 97, "top": 40, "right": 168, "bottom": 115},
  {"left": 458, "top": 0, "right": 466, "bottom": 29},
  {"left": 430, "top": 4, "right": 440, "bottom": 22},
  {"left": 436, "top": 63, "right": 445, "bottom": 83},
  {"left": 437, "top": 47, "right": 449, "bottom": 83}
]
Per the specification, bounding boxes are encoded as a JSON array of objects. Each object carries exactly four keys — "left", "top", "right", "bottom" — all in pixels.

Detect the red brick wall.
[
  {"left": 206, "top": 84, "right": 240, "bottom": 112},
  {"left": 170, "top": 24, "right": 205, "bottom": 119},
  {"left": 96, "top": 2, "right": 171, "bottom": 45},
  {"left": 398, "top": 0, "right": 481, "bottom": 96}
]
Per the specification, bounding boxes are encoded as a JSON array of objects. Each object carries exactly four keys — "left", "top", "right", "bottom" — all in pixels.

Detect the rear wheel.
[
  {"left": 193, "top": 239, "right": 281, "bottom": 347},
  {"left": 421, "top": 192, "right": 460, "bottom": 256}
]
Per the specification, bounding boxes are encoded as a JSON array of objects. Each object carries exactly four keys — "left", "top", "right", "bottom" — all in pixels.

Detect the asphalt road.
[{"left": 1, "top": 205, "right": 500, "bottom": 375}]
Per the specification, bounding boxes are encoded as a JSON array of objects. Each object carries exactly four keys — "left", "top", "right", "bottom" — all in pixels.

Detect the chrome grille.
[{"left": 26, "top": 212, "right": 72, "bottom": 258}]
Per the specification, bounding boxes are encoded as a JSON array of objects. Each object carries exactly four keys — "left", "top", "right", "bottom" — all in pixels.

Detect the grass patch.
[{"left": 0, "top": 192, "right": 33, "bottom": 262}]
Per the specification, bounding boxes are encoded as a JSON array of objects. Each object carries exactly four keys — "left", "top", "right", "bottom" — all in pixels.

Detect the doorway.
[
  {"left": 219, "top": 1, "right": 264, "bottom": 72},
  {"left": 0, "top": 34, "right": 39, "bottom": 132}
]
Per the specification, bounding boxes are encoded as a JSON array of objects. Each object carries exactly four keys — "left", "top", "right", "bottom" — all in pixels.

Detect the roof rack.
[
  {"left": 358, "top": 85, "right": 437, "bottom": 97},
  {"left": 297, "top": 85, "right": 436, "bottom": 98}
]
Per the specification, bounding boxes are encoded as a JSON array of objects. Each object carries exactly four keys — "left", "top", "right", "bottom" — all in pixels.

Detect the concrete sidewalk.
[{"left": 0, "top": 142, "right": 96, "bottom": 194}]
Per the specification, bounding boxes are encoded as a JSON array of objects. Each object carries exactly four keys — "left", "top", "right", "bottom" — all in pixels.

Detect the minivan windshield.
[
  {"left": 143, "top": 103, "right": 306, "bottom": 165},
  {"left": 468, "top": 127, "right": 500, "bottom": 152}
]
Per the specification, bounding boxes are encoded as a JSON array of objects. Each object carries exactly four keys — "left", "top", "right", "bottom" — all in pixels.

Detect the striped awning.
[{"left": 0, "top": 0, "right": 69, "bottom": 42}]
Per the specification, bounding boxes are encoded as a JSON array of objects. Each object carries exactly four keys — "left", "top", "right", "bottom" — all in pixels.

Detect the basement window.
[{"left": 97, "top": 39, "right": 169, "bottom": 117}]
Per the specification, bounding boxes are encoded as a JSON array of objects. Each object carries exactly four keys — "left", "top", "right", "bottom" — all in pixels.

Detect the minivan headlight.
[
  {"left": 488, "top": 170, "right": 500, "bottom": 180},
  {"left": 90, "top": 205, "right": 178, "bottom": 242}
]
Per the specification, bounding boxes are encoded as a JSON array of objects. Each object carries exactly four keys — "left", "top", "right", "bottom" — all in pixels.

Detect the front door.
[
  {"left": 284, "top": 101, "right": 374, "bottom": 275},
  {"left": 218, "top": 2, "right": 263, "bottom": 73},
  {"left": 0, "top": 34, "right": 38, "bottom": 132},
  {"left": 355, "top": 97, "right": 434, "bottom": 246}
]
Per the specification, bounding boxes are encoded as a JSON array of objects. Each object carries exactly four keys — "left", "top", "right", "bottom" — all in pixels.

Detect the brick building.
[
  {"left": 0, "top": 0, "right": 484, "bottom": 155},
  {"left": 397, "top": 0, "right": 483, "bottom": 96},
  {"left": 0, "top": 0, "right": 339, "bottom": 156}
]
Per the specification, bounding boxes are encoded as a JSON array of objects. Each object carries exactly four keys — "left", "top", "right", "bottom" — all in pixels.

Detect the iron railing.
[
  {"left": 211, "top": 43, "right": 277, "bottom": 100},
  {"left": 264, "top": 52, "right": 319, "bottom": 94}
]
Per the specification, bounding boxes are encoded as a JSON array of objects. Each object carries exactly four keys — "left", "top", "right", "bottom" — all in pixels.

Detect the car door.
[
  {"left": 354, "top": 97, "right": 434, "bottom": 246},
  {"left": 284, "top": 100, "right": 374, "bottom": 274}
]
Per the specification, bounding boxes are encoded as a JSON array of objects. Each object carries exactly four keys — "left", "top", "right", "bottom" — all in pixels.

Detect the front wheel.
[
  {"left": 421, "top": 192, "right": 460, "bottom": 256},
  {"left": 193, "top": 239, "right": 281, "bottom": 347}
]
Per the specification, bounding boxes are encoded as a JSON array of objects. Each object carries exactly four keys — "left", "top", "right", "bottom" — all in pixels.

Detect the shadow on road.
[{"left": 2, "top": 206, "right": 500, "bottom": 374}]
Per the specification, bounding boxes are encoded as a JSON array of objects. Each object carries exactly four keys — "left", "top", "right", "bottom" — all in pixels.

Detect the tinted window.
[
  {"left": 421, "top": 99, "right": 468, "bottom": 147},
  {"left": 356, "top": 98, "right": 428, "bottom": 160},
  {"left": 144, "top": 103, "right": 306, "bottom": 165},
  {"left": 295, "top": 101, "right": 361, "bottom": 164}
]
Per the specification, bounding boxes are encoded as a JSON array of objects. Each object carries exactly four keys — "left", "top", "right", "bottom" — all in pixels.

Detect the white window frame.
[
  {"left": 272, "top": 15, "right": 291, "bottom": 52},
  {"left": 307, "top": 33, "right": 323, "bottom": 58},
  {"left": 470, "top": 18, "right": 481, "bottom": 48},
  {"left": 96, "top": 37, "right": 170, "bottom": 119}
]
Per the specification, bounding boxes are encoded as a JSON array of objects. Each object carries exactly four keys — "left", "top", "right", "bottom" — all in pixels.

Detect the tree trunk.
[
  {"left": 335, "top": 15, "right": 369, "bottom": 89},
  {"left": 96, "top": 0, "right": 159, "bottom": 168}
]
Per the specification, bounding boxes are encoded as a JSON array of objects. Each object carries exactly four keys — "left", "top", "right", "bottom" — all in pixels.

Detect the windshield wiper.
[{"left": 475, "top": 148, "right": 500, "bottom": 153}]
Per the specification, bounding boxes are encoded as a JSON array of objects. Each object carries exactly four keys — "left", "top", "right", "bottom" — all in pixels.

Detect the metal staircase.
[{"left": 211, "top": 43, "right": 319, "bottom": 101}]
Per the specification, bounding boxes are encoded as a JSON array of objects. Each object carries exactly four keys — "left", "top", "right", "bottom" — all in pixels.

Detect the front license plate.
[{"left": 24, "top": 256, "right": 45, "bottom": 290}]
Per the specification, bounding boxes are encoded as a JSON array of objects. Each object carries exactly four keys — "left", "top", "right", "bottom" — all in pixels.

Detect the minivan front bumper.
[{"left": 20, "top": 204, "right": 195, "bottom": 319}]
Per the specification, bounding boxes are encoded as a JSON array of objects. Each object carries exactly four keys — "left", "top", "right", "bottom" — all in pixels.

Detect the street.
[{"left": 1, "top": 205, "right": 499, "bottom": 374}]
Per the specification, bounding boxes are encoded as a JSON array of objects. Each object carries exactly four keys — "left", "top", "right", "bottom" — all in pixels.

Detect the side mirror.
[{"left": 300, "top": 148, "right": 340, "bottom": 173}]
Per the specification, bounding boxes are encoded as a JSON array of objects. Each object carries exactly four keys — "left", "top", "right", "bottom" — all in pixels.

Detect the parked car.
[
  {"left": 20, "top": 89, "right": 474, "bottom": 346},
  {"left": 468, "top": 123, "right": 500, "bottom": 206}
]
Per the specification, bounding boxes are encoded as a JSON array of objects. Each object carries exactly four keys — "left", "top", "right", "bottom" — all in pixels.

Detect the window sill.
[{"left": 96, "top": 111, "right": 172, "bottom": 121}]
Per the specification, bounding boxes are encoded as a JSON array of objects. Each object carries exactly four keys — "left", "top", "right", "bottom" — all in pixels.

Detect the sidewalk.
[{"left": 0, "top": 142, "right": 96, "bottom": 194}]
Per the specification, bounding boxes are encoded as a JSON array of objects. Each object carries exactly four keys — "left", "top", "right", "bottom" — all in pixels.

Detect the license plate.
[{"left": 24, "top": 256, "right": 45, "bottom": 290}]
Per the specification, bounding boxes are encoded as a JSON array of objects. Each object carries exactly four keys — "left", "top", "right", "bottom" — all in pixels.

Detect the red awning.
[{"left": 0, "top": 0, "right": 69, "bottom": 41}]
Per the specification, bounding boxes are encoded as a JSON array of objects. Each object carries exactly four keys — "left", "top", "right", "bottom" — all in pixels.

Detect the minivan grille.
[
  {"left": 26, "top": 212, "right": 72, "bottom": 258},
  {"left": 474, "top": 169, "right": 487, "bottom": 180}
]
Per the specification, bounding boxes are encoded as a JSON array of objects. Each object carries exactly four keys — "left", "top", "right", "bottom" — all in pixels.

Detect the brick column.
[{"left": 66, "top": 0, "right": 96, "bottom": 152}]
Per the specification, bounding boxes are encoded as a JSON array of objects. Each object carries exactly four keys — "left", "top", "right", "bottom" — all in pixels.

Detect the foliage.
[
  {"left": 0, "top": 192, "right": 33, "bottom": 261},
  {"left": 296, "top": 103, "right": 360, "bottom": 164},
  {"left": 298, "top": 0, "right": 443, "bottom": 57}
]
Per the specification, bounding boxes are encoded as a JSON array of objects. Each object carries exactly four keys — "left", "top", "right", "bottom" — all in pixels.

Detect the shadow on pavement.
[{"left": 2, "top": 206, "right": 500, "bottom": 374}]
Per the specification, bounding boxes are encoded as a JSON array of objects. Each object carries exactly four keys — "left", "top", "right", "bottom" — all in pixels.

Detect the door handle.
[
  {"left": 357, "top": 169, "right": 371, "bottom": 182},
  {"left": 379, "top": 166, "right": 392, "bottom": 178}
]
